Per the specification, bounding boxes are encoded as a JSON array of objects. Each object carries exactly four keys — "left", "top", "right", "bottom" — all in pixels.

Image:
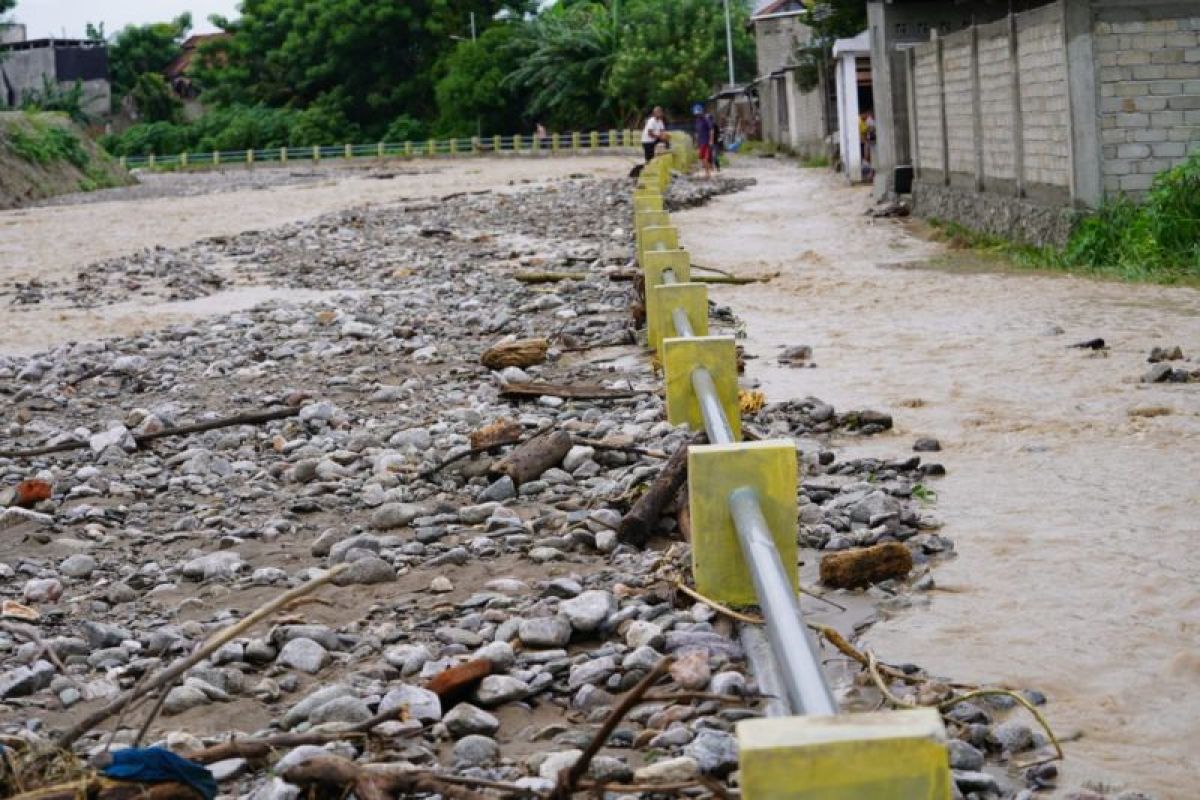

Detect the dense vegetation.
[{"left": 97, "top": 0, "right": 755, "bottom": 157}]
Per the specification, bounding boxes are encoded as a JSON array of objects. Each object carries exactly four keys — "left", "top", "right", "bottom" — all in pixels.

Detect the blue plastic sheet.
[{"left": 102, "top": 747, "right": 217, "bottom": 800}]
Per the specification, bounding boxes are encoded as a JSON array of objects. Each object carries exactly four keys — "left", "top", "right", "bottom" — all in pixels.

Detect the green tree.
[
  {"left": 434, "top": 24, "right": 531, "bottom": 136},
  {"left": 506, "top": 2, "right": 620, "bottom": 129},
  {"left": 608, "top": 0, "right": 755, "bottom": 120},
  {"left": 129, "top": 72, "right": 183, "bottom": 123},
  {"left": 0, "top": 0, "right": 15, "bottom": 17},
  {"left": 194, "top": 1, "right": 535, "bottom": 139},
  {"left": 792, "top": 0, "right": 867, "bottom": 91},
  {"left": 107, "top": 13, "right": 193, "bottom": 101}
]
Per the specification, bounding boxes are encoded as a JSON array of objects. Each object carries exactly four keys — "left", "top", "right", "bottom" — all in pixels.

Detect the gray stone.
[
  {"left": 0, "top": 661, "right": 54, "bottom": 699},
  {"left": 952, "top": 770, "right": 1001, "bottom": 794},
  {"left": 379, "top": 685, "right": 442, "bottom": 722},
  {"left": 181, "top": 551, "right": 246, "bottom": 581},
  {"left": 947, "top": 740, "right": 984, "bottom": 771},
  {"left": 453, "top": 735, "right": 499, "bottom": 767},
  {"left": 562, "top": 446, "right": 595, "bottom": 472},
  {"left": 567, "top": 655, "right": 618, "bottom": 689},
  {"left": 479, "top": 476, "right": 516, "bottom": 502},
  {"left": 709, "top": 671, "right": 746, "bottom": 696},
  {"left": 588, "top": 756, "right": 633, "bottom": 783},
  {"left": 623, "top": 620, "right": 663, "bottom": 649},
  {"left": 371, "top": 502, "right": 424, "bottom": 530},
  {"left": 560, "top": 590, "right": 616, "bottom": 633},
  {"left": 208, "top": 758, "right": 249, "bottom": 783},
  {"left": 684, "top": 729, "right": 738, "bottom": 775},
  {"left": 913, "top": 437, "right": 941, "bottom": 452},
  {"left": 384, "top": 644, "right": 432, "bottom": 676},
  {"left": 333, "top": 556, "right": 395, "bottom": 585},
  {"left": 537, "top": 750, "right": 583, "bottom": 781},
  {"left": 163, "top": 685, "right": 211, "bottom": 715},
  {"left": 634, "top": 756, "right": 700, "bottom": 783},
  {"left": 276, "top": 638, "right": 329, "bottom": 674},
  {"left": 519, "top": 616, "right": 572, "bottom": 648},
  {"left": 849, "top": 490, "right": 900, "bottom": 524},
  {"left": 308, "top": 696, "right": 372, "bottom": 727},
  {"left": 443, "top": 703, "right": 500, "bottom": 738},
  {"left": 473, "top": 675, "right": 531, "bottom": 706},
  {"left": 60, "top": 554, "right": 97, "bottom": 579},
  {"left": 989, "top": 720, "right": 1034, "bottom": 753},
  {"left": 250, "top": 778, "right": 301, "bottom": 800},
  {"left": 81, "top": 621, "right": 131, "bottom": 649},
  {"left": 474, "top": 641, "right": 515, "bottom": 670},
  {"left": 272, "top": 745, "right": 331, "bottom": 774}
]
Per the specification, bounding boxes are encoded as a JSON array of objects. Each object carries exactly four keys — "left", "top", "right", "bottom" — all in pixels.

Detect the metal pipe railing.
[{"left": 657, "top": 262, "right": 836, "bottom": 716}]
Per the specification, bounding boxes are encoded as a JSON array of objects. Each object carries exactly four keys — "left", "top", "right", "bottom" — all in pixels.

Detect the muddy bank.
[{"left": 675, "top": 158, "right": 1200, "bottom": 798}]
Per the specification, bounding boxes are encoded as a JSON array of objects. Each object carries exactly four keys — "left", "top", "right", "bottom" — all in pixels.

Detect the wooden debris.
[
  {"left": 513, "top": 271, "right": 588, "bottom": 284},
  {"left": 819, "top": 542, "right": 913, "bottom": 589},
  {"left": 492, "top": 430, "right": 573, "bottom": 486},
  {"left": 12, "top": 479, "right": 52, "bottom": 507},
  {"left": 282, "top": 755, "right": 491, "bottom": 800},
  {"left": 499, "top": 381, "right": 647, "bottom": 401},
  {"left": 7, "top": 777, "right": 202, "bottom": 800},
  {"left": 480, "top": 337, "right": 549, "bottom": 370},
  {"left": 618, "top": 433, "right": 704, "bottom": 547},
  {"left": 469, "top": 419, "right": 523, "bottom": 451},
  {"left": 425, "top": 658, "right": 492, "bottom": 701},
  {"left": 693, "top": 272, "right": 779, "bottom": 285}
]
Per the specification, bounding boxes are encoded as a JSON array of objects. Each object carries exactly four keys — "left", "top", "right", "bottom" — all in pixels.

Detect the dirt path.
[
  {"left": 675, "top": 160, "right": 1200, "bottom": 797},
  {"left": 1, "top": 156, "right": 628, "bottom": 355}
]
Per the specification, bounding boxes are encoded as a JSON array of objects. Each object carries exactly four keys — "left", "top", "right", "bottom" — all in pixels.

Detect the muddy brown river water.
[{"left": 675, "top": 161, "right": 1200, "bottom": 797}]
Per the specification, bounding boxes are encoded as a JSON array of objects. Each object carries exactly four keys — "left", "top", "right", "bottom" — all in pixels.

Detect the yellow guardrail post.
[
  {"left": 247, "top": 149, "right": 254, "bottom": 165},
  {"left": 149, "top": 153, "right": 156, "bottom": 168},
  {"left": 405, "top": 141, "right": 413, "bottom": 157},
  {"left": 450, "top": 138, "right": 458, "bottom": 155},
  {"left": 494, "top": 134, "right": 502, "bottom": 152},
  {"left": 640, "top": 246, "right": 688, "bottom": 350},
  {"left": 281, "top": 147, "right": 288, "bottom": 163},
  {"left": 180, "top": 152, "right": 188, "bottom": 168},
  {"left": 119, "top": 156, "right": 127, "bottom": 169},
  {"left": 590, "top": 131, "right": 599, "bottom": 149},
  {"left": 313, "top": 145, "right": 320, "bottom": 162},
  {"left": 378, "top": 142, "right": 385, "bottom": 158},
  {"left": 428, "top": 139, "right": 437, "bottom": 156},
  {"left": 572, "top": 131, "right": 581, "bottom": 152}
]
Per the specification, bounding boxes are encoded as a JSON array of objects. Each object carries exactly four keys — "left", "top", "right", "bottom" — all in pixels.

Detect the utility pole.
[
  {"left": 722, "top": 0, "right": 736, "bottom": 87},
  {"left": 470, "top": 12, "right": 476, "bottom": 42}
]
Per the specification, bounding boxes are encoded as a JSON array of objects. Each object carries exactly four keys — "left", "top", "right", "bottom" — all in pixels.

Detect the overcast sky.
[{"left": 10, "top": 0, "right": 241, "bottom": 39}]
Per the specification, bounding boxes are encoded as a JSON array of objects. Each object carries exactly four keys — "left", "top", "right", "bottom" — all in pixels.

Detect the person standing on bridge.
[{"left": 641, "top": 106, "right": 668, "bottom": 163}]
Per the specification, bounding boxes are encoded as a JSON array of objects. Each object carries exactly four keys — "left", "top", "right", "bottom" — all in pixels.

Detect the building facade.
[
  {"left": 0, "top": 34, "right": 110, "bottom": 117},
  {"left": 752, "top": 1, "right": 832, "bottom": 159}
]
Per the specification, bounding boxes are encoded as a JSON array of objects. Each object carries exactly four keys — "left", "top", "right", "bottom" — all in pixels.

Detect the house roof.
[
  {"left": 752, "top": 0, "right": 807, "bottom": 19},
  {"left": 165, "top": 33, "right": 230, "bottom": 79}
]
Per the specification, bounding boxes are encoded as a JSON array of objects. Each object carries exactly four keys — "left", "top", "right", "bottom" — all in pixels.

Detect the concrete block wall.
[
  {"left": 1016, "top": 5, "right": 1071, "bottom": 192},
  {"left": 1094, "top": 6, "right": 1200, "bottom": 197},
  {"left": 978, "top": 22, "right": 1016, "bottom": 182},
  {"left": 942, "top": 35, "right": 975, "bottom": 177},
  {"left": 913, "top": 47, "right": 944, "bottom": 173}
]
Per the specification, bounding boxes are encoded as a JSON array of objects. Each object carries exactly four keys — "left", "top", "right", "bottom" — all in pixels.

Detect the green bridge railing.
[{"left": 118, "top": 130, "right": 642, "bottom": 170}]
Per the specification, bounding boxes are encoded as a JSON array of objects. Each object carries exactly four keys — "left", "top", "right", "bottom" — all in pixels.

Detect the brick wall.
[
  {"left": 1017, "top": 5, "right": 1070, "bottom": 190},
  {"left": 913, "top": 47, "right": 943, "bottom": 173},
  {"left": 1095, "top": 11, "right": 1200, "bottom": 197},
  {"left": 977, "top": 22, "right": 1015, "bottom": 183},
  {"left": 942, "top": 35, "right": 975, "bottom": 176}
]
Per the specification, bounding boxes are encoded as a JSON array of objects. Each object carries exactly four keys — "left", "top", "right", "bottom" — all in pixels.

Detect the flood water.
[{"left": 675, "top": 161, "right": 1200, "bottom": 797}]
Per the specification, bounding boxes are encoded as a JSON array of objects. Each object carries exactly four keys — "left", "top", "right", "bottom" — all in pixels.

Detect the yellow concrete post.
[
  {"left": 149, "top": 153, "right": 156, "bottom": 168},
  {"left": 737, "top": 710, "right": 953, "bottom": 800},
  {"left": 663, "top": 337, "right": 741, "bottom": 438},
  {"left": 552, "top": 133, "right": 560, "bottom": 154},
  {"left": 313, "top": 145, "right": 320, "bottom": 162},
  {"left": 641, "top": 248, "right": 690, "bottom": 349},
  {"left": 634, "top": 210, "right": 670, "bottom": 233},
  {"left": 637, "top": 225, "right": 680, "bottom": 268},
  {"left": 213, "top": 151, "right": 219, "bottom": 166},
  {"left": 378, "top": 142, "right": 385, "bottom": 158},
  {"left": 451, "top": 138, "right": 458, "bottom": 155},
  {"left": 180, "top": 152, "right": 188, "bottom": 168},
  {"left": 247, "top": 149, "right": 254, "bottom": 165},
  {"left": 650, "top": 282, "right": 708, "bottom": 351},
  {"left": 590, "top": 131, "right": 599, "bottom": 149},
  {"left": 428, "top": 139, "right": 436, "bottom": 156},
  {"left": 281, "top": 147, "right": 288, "bottom": 163},
  {"left": 633, "top": 193, "right": 664, "bottom": 213},
  {"left": 573, "top": 131, "right": 581, "bottom": 151},
  {"left": 688, "top": 438, "right": 794, "bottom": 605},
  {"left": 494, "top": 134, "right": 502, "bottom": 152},
  {"left": 119, "top": 156, "right": 127, "bottom": 170},
  {"left": 532, "top": 134, "right": 539, "bottom": 153},
  {"left": 405, "top": 141, "right": 413, "bottom": 156}
]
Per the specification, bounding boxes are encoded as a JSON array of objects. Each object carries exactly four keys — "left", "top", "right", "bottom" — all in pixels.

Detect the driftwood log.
[
  {"left": 513, "top": 272, "right": 587, "bottom": 284},
  {"left": 281, "top": 755, "right": 490, "bottom": 800},
  {"left": 469, "top": 419, "right": 523, "bottom": 451},
  {"left": 618, "top": 433, "right": 705, "bottom": 547},
  {"left": 499, "top": 382, "right": 646, "bottom": 401},
  {"left": 7, "top": 778, "right": 202, "bottom": 800},
  {"left": 491, "top": 430, "right": 572, "bottom": 485},
  {"left": 480, "top": 338, "right": 549, "bottom": 370}
]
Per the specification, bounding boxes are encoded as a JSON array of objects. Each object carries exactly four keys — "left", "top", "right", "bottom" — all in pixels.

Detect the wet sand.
[{"left": 675, "top": 159, "right": 1200, "bottom": 797}]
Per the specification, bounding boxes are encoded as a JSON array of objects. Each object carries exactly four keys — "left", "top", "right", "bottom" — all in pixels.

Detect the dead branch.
[
  {"left": 500, "top": 382, "right": 647, "bottom": 401},
  {"left": 281, "top": 755, "right": 491, "bottom": 800},
  {"left": 57, "top": 565, "right": 347, "bottom": 749},
  {"left": 492, "top": 430, "right": 573, "bottom": 486},
  {"left": 618, "top": 433, "right": 704, "bottom": 547},
  {"left": 5, "top": 778, "right": 202, "bottom": 800},
  {"left": 513, "top": 272, "right": 588, "bottom": 284},
  {"left": 550, "top": 657, "right": 673, "bottom": 800}
]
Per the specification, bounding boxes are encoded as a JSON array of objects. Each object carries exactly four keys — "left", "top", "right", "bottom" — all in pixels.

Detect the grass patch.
[
  {"left": 799, "top": 154, "right": 830, "bottom": 168},
  {"left": 929, "top": 151, "right": 1200, "bottom": 285},
  {"left": 7, "top": 113, "right": 91, "bottom": 169}
]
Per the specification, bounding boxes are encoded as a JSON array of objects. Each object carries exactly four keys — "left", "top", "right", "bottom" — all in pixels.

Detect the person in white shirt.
[{"left": 641, "top": 106, "right": 667, "bottom": 163}]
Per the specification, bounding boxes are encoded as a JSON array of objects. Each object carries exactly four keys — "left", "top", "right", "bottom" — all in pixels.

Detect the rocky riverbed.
[{"left": 0, "top": 171, "right": 1108, "bottom": 799}]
